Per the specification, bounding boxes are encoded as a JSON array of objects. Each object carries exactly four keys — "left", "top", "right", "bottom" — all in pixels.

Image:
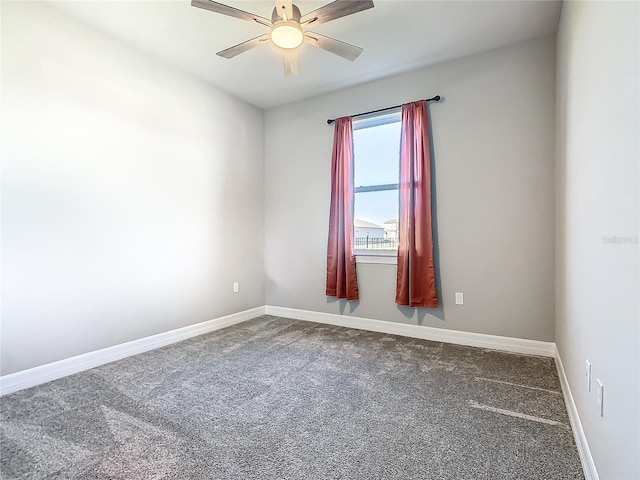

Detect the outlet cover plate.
[
  {"left": 455, "top": 292, "right": 464, "bottom": 305},
  {"left": 596, "top": 379, "right": 604, "bottom": 417},
  {"left": 585, "top": 360, "right": 592, "bottom": 391}
]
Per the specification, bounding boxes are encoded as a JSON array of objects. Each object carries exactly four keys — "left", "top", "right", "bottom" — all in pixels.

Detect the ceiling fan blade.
[
  {"left": 300, "top": 0, "right": 374, "bottom": 27},
  {"left": 283, "top": 50, "right": 300, "bottom": 76},
  {"left": 191, "top": 0, "right": 271, "bottom": 27},
  {"left": 217, "top": 34, "right": 270, "bottom": 59},
  {"left": 305, "top": 32, "right": 363, "bottom": 61},
  {"left": 275, "top": 0, "right": 293, "bottom": 21}
]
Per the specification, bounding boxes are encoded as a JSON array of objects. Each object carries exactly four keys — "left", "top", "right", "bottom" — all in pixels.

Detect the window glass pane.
[
  {"left": 354, "top": 189, "right": 399, "bottom": 250},
  {"left": 353, "top": 121, "right": 401, "bottom": 187}
]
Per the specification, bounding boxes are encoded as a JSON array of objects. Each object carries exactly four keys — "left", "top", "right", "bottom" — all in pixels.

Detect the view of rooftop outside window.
[{"left": 353, "top": 117, "right": 401, "bottom": 251}]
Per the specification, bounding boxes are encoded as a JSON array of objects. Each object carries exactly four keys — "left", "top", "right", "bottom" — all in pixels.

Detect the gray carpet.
[{"left": 1, "top": 315, "right": 583, "bottom": 479}]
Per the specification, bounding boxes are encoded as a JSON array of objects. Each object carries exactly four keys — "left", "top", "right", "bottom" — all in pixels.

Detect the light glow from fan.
[{"left": 271, "top": 23, "right": 304, "bottom": 49}]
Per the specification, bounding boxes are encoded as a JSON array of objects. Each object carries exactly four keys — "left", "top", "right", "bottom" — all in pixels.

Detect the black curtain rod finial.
[{"left": 326, "top": 95, "right": 441, "bottom": 125}]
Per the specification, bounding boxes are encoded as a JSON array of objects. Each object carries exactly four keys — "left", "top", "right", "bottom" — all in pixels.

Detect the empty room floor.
[{"left": 0, "top": 316, "right": 583, "bottom": 479}]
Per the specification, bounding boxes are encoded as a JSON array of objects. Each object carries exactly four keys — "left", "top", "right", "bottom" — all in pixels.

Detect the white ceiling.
[{"left": 49, "top": 0, "right": 562, "bottom": 109}]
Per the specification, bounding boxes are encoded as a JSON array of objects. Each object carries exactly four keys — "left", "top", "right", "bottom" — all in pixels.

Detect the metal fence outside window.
[{"left": 354, "top": 237, "right": 398, "bottom": 249}]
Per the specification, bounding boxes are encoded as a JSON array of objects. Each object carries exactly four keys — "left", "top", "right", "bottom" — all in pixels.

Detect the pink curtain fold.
[
  {"left": 326, "top": 116, "right": 359, "bottom": 300},
  {"left": 396, "top": 101, "right": 438, "bottom": 308}
]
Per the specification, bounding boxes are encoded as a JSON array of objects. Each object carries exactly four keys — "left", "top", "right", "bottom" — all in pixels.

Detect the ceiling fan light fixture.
[{"left": 270, "top": 23, "right": 304, "bottom": 49}]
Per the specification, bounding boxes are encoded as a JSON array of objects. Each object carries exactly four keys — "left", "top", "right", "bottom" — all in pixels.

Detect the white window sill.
[{"left": 355, "top": 249, "right": 398, "bottom": 265}]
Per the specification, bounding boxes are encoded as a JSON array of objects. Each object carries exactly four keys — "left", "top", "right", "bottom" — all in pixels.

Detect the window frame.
[{"left": 352, "top": 109, "right": 401, "bottom": 264}]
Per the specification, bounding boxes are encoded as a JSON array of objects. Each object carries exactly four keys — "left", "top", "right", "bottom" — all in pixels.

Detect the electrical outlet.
[
  {"left": 585, "top": 360, "right": 592, "bottom": 391},
  {"left": 455, "top": 292, "right": 464, "bottom": 305},
  {"left": 596, "top": 379, "right": 604, "bottom": 417},
  {"left": 233, "top": 282, "right": 239, "bottom": 293}
]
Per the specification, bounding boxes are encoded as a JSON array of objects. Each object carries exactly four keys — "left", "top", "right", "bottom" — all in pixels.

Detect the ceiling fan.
[{"left": 191, "top": 0, "right": 375, "bottom": 76}]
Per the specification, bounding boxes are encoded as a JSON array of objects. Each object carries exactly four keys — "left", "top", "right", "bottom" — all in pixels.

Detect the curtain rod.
[{"left": 326, "top": 95, "right": 441, "bottom": 125}]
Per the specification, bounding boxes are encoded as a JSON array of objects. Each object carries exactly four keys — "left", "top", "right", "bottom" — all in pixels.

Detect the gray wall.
[
  {"left": 265, "top": 37, "right": 557, "bottom": 342},
  {"left": 555, "top": 2, "right": 639, "bottom": 479},
  {"left": 1, "top": 2, "right": 265, "bottom": 375}
]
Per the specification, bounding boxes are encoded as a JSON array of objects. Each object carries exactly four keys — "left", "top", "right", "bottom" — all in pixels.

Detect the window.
[{"left": 353, "top": 111, "right": 401, "bottom": 262}]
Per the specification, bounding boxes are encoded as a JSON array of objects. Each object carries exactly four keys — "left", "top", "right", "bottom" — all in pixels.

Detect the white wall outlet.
[
  {"left": 585, "top": 359, "right": 592, "bottom": 391},
  {"left": 455, "top": 292, "right": 464, "bottom": 305},
  {"left": 233, "top": 282, "right": 239, "bottom": 293},
  {"left": 596, "top": 379, "right": 604, "bottom": 417}
]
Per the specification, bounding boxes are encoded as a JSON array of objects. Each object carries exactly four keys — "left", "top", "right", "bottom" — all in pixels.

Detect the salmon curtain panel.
[
  {"left": 396, "top": 100, "right": 438, "bottom": 308},
  {"left": 326, "top": 116, "right": 359, "bottom": 300}
]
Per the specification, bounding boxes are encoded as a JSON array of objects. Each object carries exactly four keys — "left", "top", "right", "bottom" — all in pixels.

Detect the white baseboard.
[
  {"left": 0, "top": 306, "right": 266, "bottom": 397},
  {"left": 554, "top": 345, "right": 599, "bottom": 480},
  {"left": 264, "top": 305, "right": 556, "bottom": 357},
  {"left": 0, "top": 305, "right": 554, "bottom": 397}
]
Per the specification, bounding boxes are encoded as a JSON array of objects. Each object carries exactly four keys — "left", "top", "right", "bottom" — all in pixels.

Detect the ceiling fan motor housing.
[{"left": 271, "top": 4, "right": 302, "bottom": 23}]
